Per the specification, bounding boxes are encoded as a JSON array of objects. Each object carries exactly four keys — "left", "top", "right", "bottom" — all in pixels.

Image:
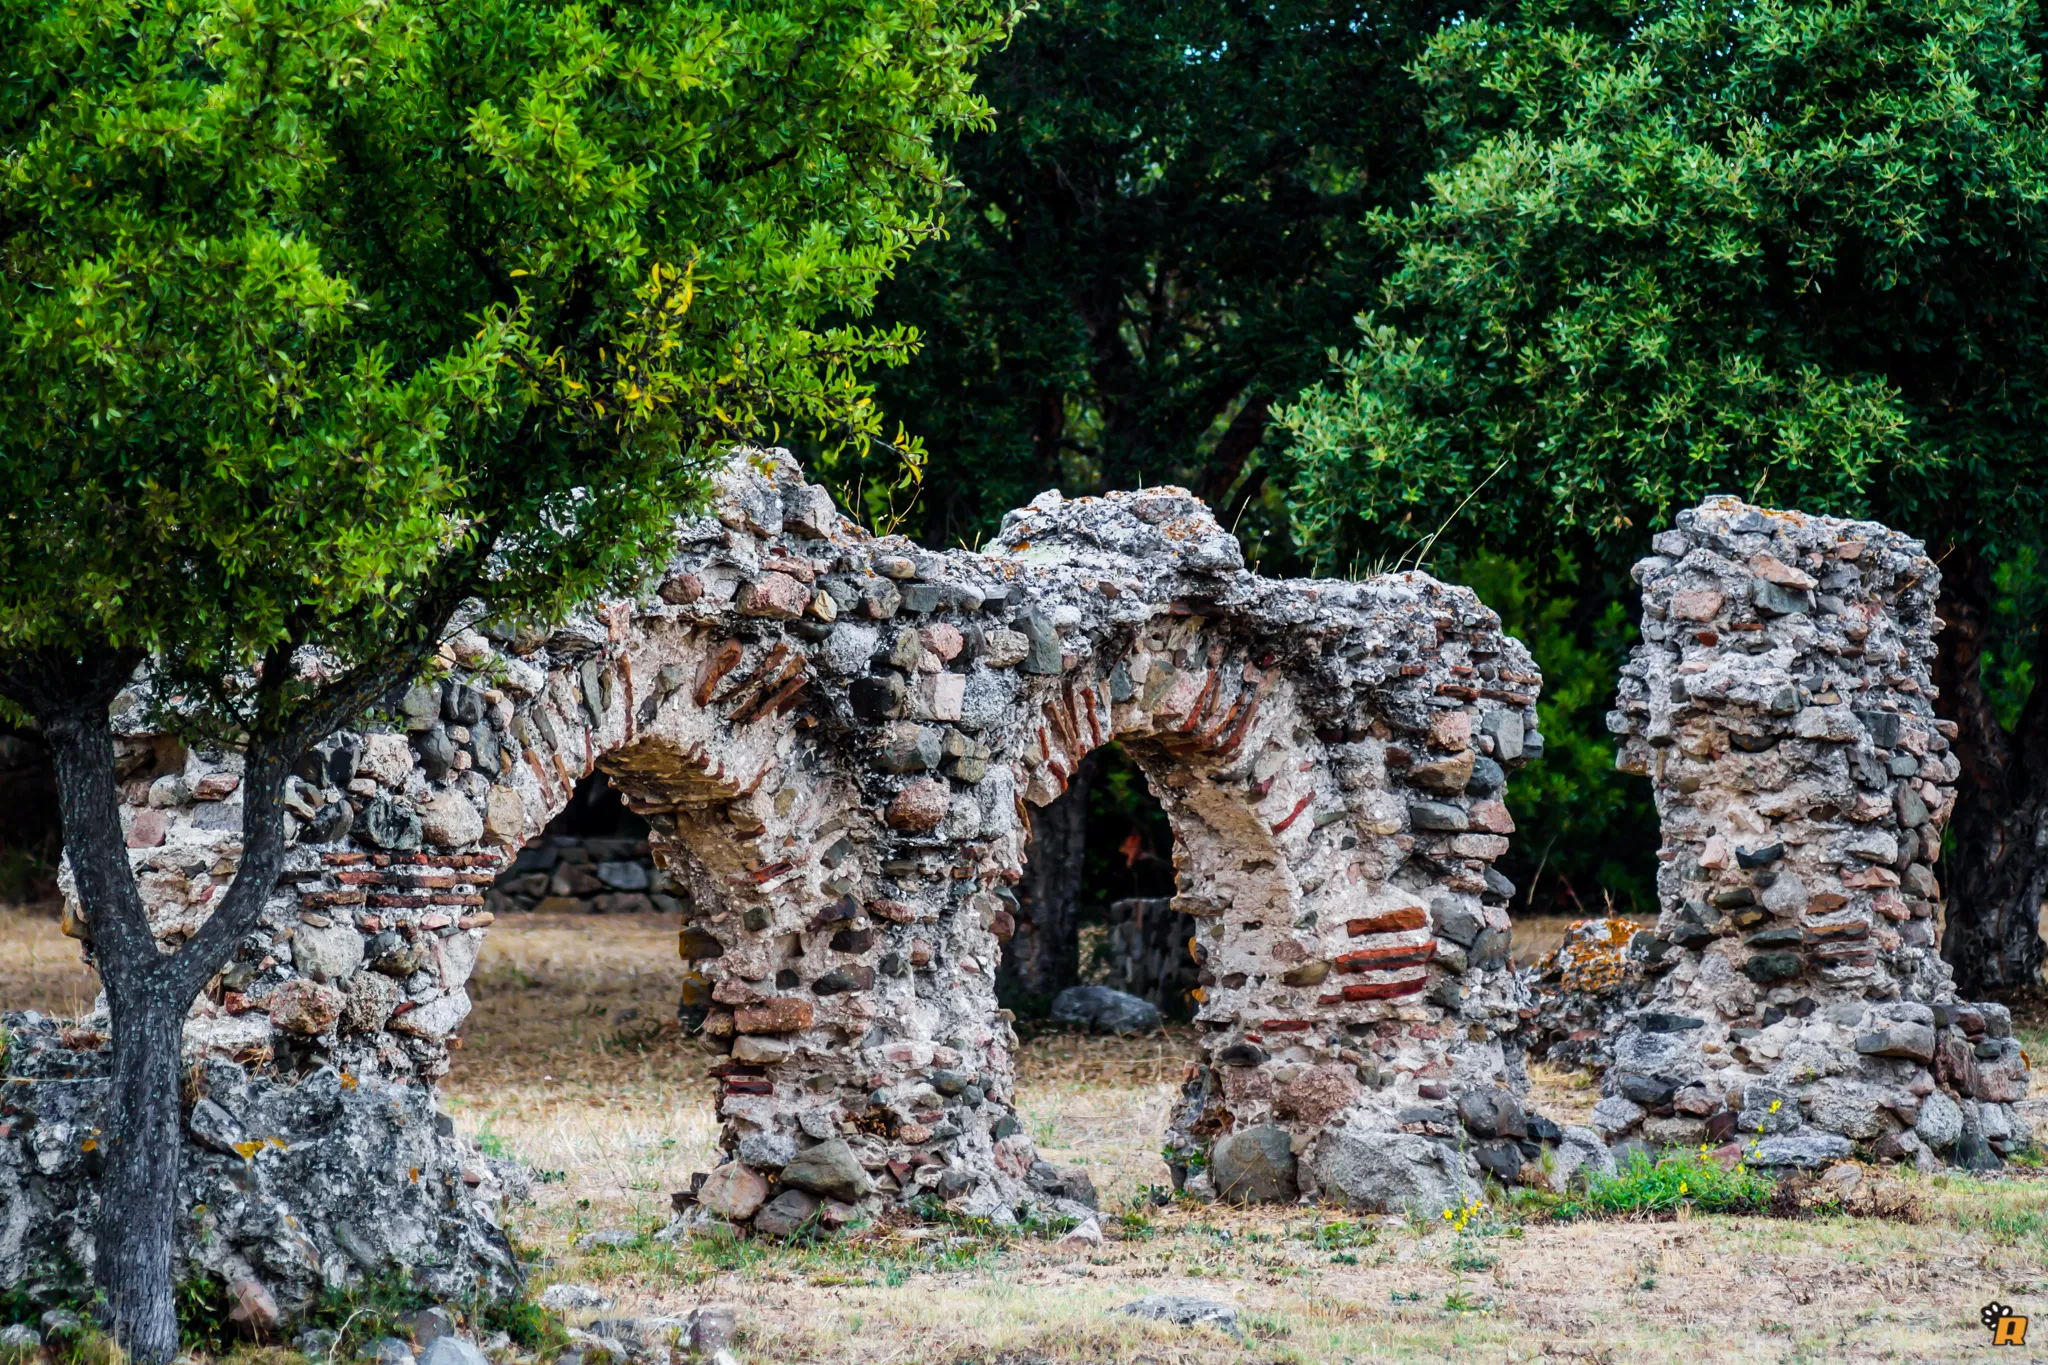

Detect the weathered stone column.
[{"left": 1604, "top": 497, "right": 2031, "bottom": 1167}]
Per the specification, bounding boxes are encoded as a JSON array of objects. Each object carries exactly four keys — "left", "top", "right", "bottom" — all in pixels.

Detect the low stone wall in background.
[
  {"left": 483, "top": 835, "right": 682, "bottom": 917},
  {"left": 1101, "top": 896, "right": 1198, "bottom": 1018}
]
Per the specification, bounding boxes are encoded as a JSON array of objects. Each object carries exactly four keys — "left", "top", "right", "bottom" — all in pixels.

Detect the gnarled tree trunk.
[
  {"left": 11, "top": 644, "right": 383, "bottom": 1364},
  {"left": 1933, "top": 546, "right": 2048, "bottom": 994},
  {"left": 33, "top": 650, "right": 185, "bottom": 1363}
]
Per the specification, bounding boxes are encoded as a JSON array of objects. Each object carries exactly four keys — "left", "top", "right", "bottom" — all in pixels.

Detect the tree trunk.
[
  {"left": 94, "top": 1000, "right": 187, "bottom": 1364},
  {"left": 16, "top": 647, "right": 299, "bottom": 1365},
  {"left": 32, "top": 650, "right": 184, "bottom": 1363},
  {"left": 1000, "top": 750, "right": 1098, "bottom": 1007},
  {"left": 1933, "top": 546, "right": 2048, "bottom": 994}
]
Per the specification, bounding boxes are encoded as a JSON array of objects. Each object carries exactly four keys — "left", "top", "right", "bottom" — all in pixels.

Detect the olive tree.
[{"left": 0, "top": 0, "right": 1003, "bottom": 1355}]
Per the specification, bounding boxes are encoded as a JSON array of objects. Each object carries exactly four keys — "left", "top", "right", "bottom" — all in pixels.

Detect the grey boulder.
[
  {"left": 777, "top": 1138, "right": 872, "bottom": 1201},
  {"left": 1209, "top": 1124, "right": 1297, "bottom": 1204},
  {"left": 1548, "top": 1126, "right": 1616, "bottom": 1192},
  {"left": 1313, "top": 1127, "right": 1477, "bottom": 1216},
  {"left": 363, "top": 1337, "right": 414, "bottom": 1365},
  {"left": 1115, "top": 1296, "right": 1238, "bottom": 1332},
  {"left": 418, "top": 1339, "right": 488, "bottom": 1365},
  {"left": 538, "top": 1284, "right": 613, "bottom": 1312},
  {"left": 1049, "top": 985, "right": 1160, "bottom": 1035},
  {"left": 1914, "top": 1091, "right": 1963, "bottom": 1149},
  {"left": 753, "top": 1188, "right": 822, "bottom": 1238},
  {"left": 1745, "top": 1132, "right": 1852, "bottom": 1168}
]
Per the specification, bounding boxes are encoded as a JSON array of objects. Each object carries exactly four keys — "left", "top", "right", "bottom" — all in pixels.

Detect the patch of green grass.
[
  {"left": 480, "top": 1294, "right": 572, "bottom": 1354},
  {"left": 175, "top": 1273, "right": 244, "bottom": 1356},
  {"left": 1554, "top": 1147, "right": 1775, "bottom": 1219},
  {"left": 1115, "top": 1209, "right": 1156, "bottom": 1241},
  {"left": 1300, "top": 1219, "right": 1378, "bottom": 1251},
  {"left": 302, "top": 1267, "right": 439, "bottom": 1346},
  {"left": 306, "top": 1266, "right": 570, "bottom": 1360},
  {"left": 1952, "top": 1202, "right": 2048, "bottom": 1251}
]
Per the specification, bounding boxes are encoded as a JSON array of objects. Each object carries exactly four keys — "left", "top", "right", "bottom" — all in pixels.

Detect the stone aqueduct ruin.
[{"left": 0, "top": 453, "right": 2031, "bottom": 1308}]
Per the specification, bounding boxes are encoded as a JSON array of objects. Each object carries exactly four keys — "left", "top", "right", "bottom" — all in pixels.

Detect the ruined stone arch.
[
  {"left": 18, "top": 450, "right": 1559, "bottom": 1304},
  {"left": 13, "top": 468, "right": 2037, "bottom": 1322}
]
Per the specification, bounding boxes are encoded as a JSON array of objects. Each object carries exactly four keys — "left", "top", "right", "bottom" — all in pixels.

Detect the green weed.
[
  {"left": 475, "top": 1122, "right": 512, "bottom": 1161},
  {"left": 174, "top": 1273, "right": 242, "bottom": 1356},
  {"left": 303, "top": 1267, "right": 438, "bottom": 1345},
  {"left": 1301, "top": 1219, "right": 1378, "bottom": 1251},
  {"left": 1554, "top": 1147, "right": 1774, "bottom": 1219}
]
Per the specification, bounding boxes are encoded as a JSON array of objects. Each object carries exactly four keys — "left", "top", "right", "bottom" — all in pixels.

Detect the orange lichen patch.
[{"left": 1535, "top": 917, "right": 1641, "bottom": 996}]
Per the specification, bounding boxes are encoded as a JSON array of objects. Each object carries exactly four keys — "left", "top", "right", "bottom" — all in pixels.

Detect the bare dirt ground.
[{"left": 6, "top": 907, "right": 2048, "bottom": 1363}]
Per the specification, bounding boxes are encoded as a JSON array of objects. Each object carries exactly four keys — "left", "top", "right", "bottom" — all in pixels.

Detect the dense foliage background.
[
  {"left": 1277, "top": 0, "right": 2048, "bottom": 984},
  {"left": 847, "top": 0, "right": 1458, "bottom": 566},
  {"left": 861, "top": 0, "right": 1666, "bottom": 931}
]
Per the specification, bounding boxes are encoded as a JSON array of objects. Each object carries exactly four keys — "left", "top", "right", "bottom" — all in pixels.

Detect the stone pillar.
[{"left": 1604, "top": 497, "right": 2031, "bottom": 1168}]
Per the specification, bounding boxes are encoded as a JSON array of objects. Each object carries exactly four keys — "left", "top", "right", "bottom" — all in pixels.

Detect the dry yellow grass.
[
  {"left": 446, "top": 915, "right": 2048, "bottom": 1365},
  {"left": 0, "top": 903, "right": 100, "bottom": 1018},
  {"left": 444, "top": 913, "right": 724, "bottom": 1234},
  {"left": 527, "top": 1172, "right": 2048, "bottom": 1365},
  {"left": 442, "top": 914, "right": 1199, "bottom": 1235}
]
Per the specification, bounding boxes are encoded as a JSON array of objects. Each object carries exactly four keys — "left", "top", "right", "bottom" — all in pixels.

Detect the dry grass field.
[{"left": 6, "top": 906, "right": 2048, "bottom": 1364}]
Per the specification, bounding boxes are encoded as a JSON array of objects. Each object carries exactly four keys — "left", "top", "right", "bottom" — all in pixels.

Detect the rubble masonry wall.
[
  {"left": 28, "top": 451, "right": 1545, "bottom": 1259},
  {"left": 1600, "top": 497, "right": 2031, "bottom": 1167}
]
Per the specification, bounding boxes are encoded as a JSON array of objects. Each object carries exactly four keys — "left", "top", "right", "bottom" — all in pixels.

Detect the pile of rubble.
[{"left": 0, "top": 1012, "right": 523, "bottom": 1318}]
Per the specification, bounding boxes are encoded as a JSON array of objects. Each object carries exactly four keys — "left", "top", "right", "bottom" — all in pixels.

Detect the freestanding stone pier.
[{"left": 1599, "top": 498, "right": 2031, "bottom": 1167}]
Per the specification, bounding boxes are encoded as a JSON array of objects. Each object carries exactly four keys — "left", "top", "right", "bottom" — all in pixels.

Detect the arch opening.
[
  {"left": 1001, "top": 743, "right": 1185, "bottom": 1020},
  {"left": 484, "top": 772, "right": 679, "bottom": 918}
]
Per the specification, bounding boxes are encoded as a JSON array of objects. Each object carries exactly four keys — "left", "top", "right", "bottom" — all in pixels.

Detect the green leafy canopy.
[
  {"left": 1279, "top": 0, "right": 2048, "bottom": 570},
  {"left": 857, "top": 0, "right": 1458, "bottom": 561},
  {"left": 0, "top": 0, "right": 1008, "bottom": 715}
]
